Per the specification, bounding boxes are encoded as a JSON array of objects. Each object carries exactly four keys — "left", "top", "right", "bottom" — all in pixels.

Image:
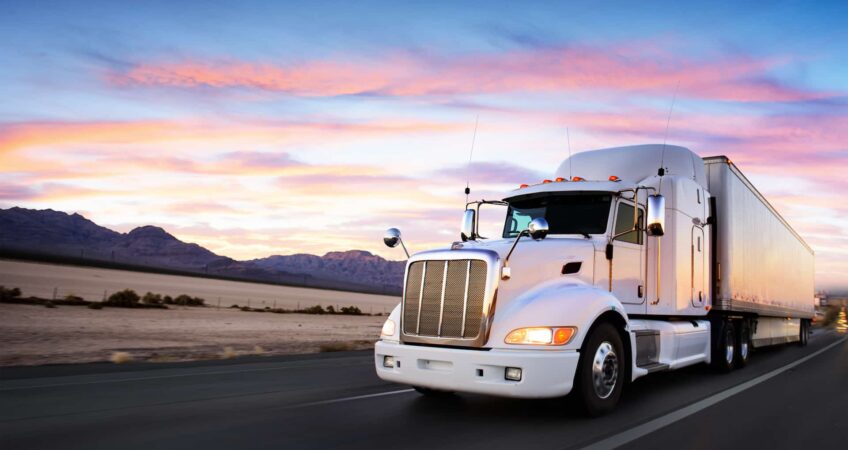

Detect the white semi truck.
[{"left": 375, "top": 144, "right": 815, "bottom": 415}]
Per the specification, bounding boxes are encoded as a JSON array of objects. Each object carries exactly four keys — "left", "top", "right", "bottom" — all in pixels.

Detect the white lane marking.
[
  {"left": 293, "top": 389, "right": 415, "bottom": 408},
  {"left": 582, "top": 336, "right": 847, "bottom": 450},
  {"left": 0, "top": 358, "right": 372, "bottom": 391}
]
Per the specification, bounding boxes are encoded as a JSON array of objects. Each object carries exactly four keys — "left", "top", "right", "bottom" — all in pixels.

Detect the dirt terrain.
[
  {"left": 0, "top": 259, "right": 399, "bottom": 314},
  {"left": 0, "top": 303, "right": 385, "bottom": 366}
]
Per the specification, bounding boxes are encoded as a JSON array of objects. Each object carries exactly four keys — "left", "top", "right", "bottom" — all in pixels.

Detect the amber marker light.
[
  {"left": 519, "top": 183, "right": 529, "bottom": 189},
  {"left": 572, "top": 176, "right": 585, "bottom": 181},
  {"left": 553, "top": 327, "right": 576, "bottom": 345},
  {"left": 609, "top": 175, "right": 620, "bottom": 182},
  {"left": 505, "top": 327, "right": 576, "bottom": 345},
  {"left": 542, "top": 179, "right": 552, "bottom": 184},
  {"left": 555, "top": 177, "right": 566, "bottom": 182}
]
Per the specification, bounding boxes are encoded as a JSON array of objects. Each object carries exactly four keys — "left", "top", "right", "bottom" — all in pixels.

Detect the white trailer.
[{"left": 375, "top": 144, "right": 814, "bottom": 415}]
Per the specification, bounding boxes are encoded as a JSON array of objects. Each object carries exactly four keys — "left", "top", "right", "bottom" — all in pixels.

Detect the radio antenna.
[
  {"left": 658, "top": 81, "right": 680, "bottom": 177},
  {"left": 567, "top": 127, "right": 573, "bottom": 181},
  {"left": 464, "top": 115, "right": 479, "bottom": 204}
]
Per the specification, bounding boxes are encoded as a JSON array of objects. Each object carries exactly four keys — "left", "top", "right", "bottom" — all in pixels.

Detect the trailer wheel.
[
  {"left": 798, "top": 320, "right": 808, "bottom": 347},
  {"left": 712, "top": 321, "right": 736, "bottom": 372},
  {"left": 575, "top": 323, "right": 624, "bottom": 416},
  {"left": 734, "top": 321, "right": 751, "bottom": 368}
]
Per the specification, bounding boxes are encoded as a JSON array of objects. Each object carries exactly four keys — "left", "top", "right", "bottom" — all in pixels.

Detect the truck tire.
[
  {"left": 712, "top": 321, "right": 736, "bottom": 372},
  {"left": 575, "top": 322, "right": 624, "bottom": 416},
  {"left": 798, "top": 320, "right": 808, "bottom": 347},
  {"left": 734, "top": 320, "right": 751, "bottom": 368}
]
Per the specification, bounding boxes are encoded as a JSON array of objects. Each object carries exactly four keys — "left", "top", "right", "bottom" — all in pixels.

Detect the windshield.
[{"left": 502, "top": 193, "right": 612, "bottom": 238}]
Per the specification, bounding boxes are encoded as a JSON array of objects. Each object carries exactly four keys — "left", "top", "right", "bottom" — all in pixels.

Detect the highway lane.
[{"left": 1, "top": 330, "right": 845, "bottom": 450}]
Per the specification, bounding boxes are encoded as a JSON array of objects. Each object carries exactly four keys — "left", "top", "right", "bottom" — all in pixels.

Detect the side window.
[{"left": 614, "top": 202, "right": 644, "bottom": 245}]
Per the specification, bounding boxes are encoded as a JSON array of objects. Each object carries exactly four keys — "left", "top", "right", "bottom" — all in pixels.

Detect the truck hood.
[{"left": 447, "top": 237, "right": 599, "bottom": 304}]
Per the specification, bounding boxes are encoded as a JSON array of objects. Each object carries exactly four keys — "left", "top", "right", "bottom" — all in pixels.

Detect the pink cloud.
[{"left": 110, "top": 46, "right": 833, "bottom": 102}]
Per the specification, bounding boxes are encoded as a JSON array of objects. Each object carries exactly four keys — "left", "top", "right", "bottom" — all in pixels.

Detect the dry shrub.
[
  {"left": 220, "top": 346, "right": 238, "bottom": 359},
  {"left": 104, "top": 289, "right": 140, "bottom": 307},
  {"left": 110, "top": 351, "right": 133, "bottom": 364},
  {"left": 252, "top": 345, "right": 266, "bottom": 355}
]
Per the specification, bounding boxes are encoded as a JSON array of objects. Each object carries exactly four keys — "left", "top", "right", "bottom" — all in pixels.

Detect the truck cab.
[{"left": 375, "top": 144, "right": 813, "bottom": 415}]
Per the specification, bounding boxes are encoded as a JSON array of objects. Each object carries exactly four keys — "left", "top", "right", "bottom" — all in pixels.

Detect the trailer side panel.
[{"left": 704, "top": 156, "right": 814, "bottom": 319}]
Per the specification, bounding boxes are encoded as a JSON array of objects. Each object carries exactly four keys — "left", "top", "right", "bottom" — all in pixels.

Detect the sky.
[{"left": 0, "top": 0, "right": 846, "bottom": 292}]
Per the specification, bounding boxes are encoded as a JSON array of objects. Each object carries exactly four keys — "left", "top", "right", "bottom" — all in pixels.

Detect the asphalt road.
[{"left": 1, "top": 330, "right": 845, "bottom": 450}]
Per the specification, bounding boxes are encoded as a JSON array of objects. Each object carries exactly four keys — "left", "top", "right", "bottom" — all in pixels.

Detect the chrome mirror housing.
[
  {"left": 383, "top": 228, "right": 401, "bottom": 248},
  {"left": 460, "top": 209, "right": 476, "bottom": 242},
  {"left": 383, "top": 228, "right": 410, "bottom": 258},
  {"left": 647, "top": 194, "right": 665, "bottom": 236},
  {"left": 528, "top": 217, "right": 549, "bottom": 241}
]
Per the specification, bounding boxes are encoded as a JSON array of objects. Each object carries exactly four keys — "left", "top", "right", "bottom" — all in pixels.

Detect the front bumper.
[{"left": 374, "top": 340, "right": 580, "bottom": 399}]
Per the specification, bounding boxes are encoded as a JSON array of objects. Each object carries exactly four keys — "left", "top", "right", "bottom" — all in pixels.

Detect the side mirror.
[
  {"left": 383, "top": 228, "right": 401, "bottom": 248},
  {"left": 528, "top": 217, "right": 549, "bottom": 241},
  {"left": 460, "top": 209, "right": 476, "bottom": 242},
  {"left": 383, "top": 228, "right": 410, "bottom": 257},
  {"left": 647, "top": 194, "right": 665, "bottom": 236}
]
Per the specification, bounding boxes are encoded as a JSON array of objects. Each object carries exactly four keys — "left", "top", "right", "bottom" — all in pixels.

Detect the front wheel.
[{"left": 575, "top": 323, "right": 624, "bottom": 416}]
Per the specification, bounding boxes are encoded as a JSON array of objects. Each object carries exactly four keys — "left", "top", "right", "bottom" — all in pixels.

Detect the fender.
[{"left": 487, "top": 278, "right": 629, "bottom": 351}]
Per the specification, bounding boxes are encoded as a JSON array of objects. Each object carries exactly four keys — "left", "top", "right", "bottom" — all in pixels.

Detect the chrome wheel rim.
[
  {"left": 592, "top": 342, "right": 618, "bottom": 399},
  {"left": 740, "top": 337, "right": 749, "bottom": 360}
]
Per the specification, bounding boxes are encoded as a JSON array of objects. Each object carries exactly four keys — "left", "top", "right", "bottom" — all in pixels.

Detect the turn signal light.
[
  {"left": 505, "top": 327, "right": 577, "bottom": 346},
  {"left": 572, "top": 176, "right": 585, "bottom": 182},
  {"left": 553, "top": 328, "right": 576, "bottom": 345}
]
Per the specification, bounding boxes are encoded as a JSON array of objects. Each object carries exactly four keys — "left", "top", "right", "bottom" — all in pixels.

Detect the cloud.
[
  {"left": 107, "top": 45, "right": 836, "bottom": 103},
  {"left": 438, "top": 161, "right": 545, "bottom": 184}
]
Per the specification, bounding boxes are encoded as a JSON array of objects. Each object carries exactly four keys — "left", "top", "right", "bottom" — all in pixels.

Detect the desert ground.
[
  {"left": 0, "top": 303, "right": 385, "bottom": 366},
  {"left": 0, "top": 259, "right": 399, "bottom": 313}
]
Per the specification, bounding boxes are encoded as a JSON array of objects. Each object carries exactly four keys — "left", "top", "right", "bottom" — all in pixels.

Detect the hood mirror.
[
  {"left": 502, "top": 217, "right": 550, "bottom": 280},
  {"left": 647, "top": 194, "right": 665, "bottom": 236},
  {"left": 528, "top": 217, "right": 549, "bottom": 241},
  {"left": 383, "top": 228, "right": 410, "bottom": 258},
  {"left": 461, "top": 209, "right": 476, "bottom": 242}
]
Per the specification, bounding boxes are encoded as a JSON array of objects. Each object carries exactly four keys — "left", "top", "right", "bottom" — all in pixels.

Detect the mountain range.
[{"left": 0, "top": 207, "right": 404, "bottom": 295}]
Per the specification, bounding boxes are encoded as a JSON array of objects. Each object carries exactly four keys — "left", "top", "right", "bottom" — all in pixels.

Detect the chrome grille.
[{"left": 402, "top": 259, "right": 487, "bottom": 339}]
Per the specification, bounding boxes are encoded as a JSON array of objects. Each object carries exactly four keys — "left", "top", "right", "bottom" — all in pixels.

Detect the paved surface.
[{"left": 1, "top": 330, "right": 845, "bottom": 450}]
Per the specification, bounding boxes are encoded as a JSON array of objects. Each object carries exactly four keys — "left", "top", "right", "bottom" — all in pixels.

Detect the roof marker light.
[
  {"left": 572, "top": 176, "right": 585, "bottom": 182},
  {"left": 555, "top": 177, "right": 566, "bottom": 182},
  {"left": 519, "top": 184, "right": 529, "bottom": 189},
  {"left": 542, "top": 179, "right": 552, "bottom": 184},
  {"left": 609, "top": 176, "right": 620, "bottom": 182}
]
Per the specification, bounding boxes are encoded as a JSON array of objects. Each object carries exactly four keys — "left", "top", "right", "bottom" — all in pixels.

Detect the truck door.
[
  {"left": 611, "top": 201, "right": 645, "bottom": 306},
  {"left": 691, "top": 226, "right": 705, "bottom": 307}
]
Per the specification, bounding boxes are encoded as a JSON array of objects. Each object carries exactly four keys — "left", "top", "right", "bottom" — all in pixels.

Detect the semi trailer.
[{"left": 375, "top": 144, "right": 814, "bottom": 415}]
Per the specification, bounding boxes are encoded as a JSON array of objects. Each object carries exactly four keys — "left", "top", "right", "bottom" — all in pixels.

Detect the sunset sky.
[{"left": 1, "top": 0, "right": 846, "bottom": 291}]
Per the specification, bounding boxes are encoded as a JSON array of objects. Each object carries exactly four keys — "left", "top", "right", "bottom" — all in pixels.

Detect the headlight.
[
  {"left": 505, "top": 327, "right": 576, "bottom": 345},
  {"left": 381, "top": 319, "right": 396, "bottom": 337}
]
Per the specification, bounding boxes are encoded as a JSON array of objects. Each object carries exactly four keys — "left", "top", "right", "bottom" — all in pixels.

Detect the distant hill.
[{"left": 0, "top": 207, "right": 404, "bottom": 295}]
